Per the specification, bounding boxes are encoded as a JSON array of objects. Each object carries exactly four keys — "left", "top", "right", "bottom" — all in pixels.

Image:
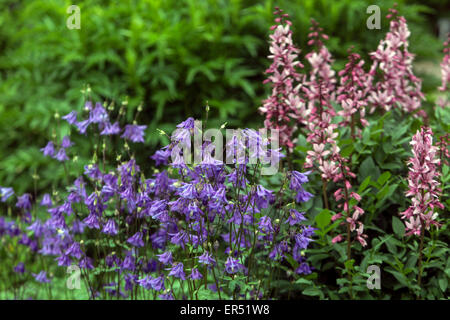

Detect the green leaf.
[
  {"left": 315, "top": 209, "right": 332, "bottom": 230},
  {"left": 392, "top": 216, "right": 405, "bottom": 237},
  {"left": 377, "top": 171, "right": 391, "bottom": 185},
  {"left": 439, "top": 278, "right": 448, "bottom": 292}
]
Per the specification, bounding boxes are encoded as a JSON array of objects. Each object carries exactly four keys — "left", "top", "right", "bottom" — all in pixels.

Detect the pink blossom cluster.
[
  {"left": 331, "top": 155, "right": 367, "bottom": 247},
  {"left": 337, "top": 49, "right": 370, "bottom": 137},
  {"left": 400, "top": 126, "right": 443, "bottom": 236},
  {"left": 304, "top": 82, "right": 340, "bottom": 181},
  {"left": 368, "top": 7, "right": 425, "bottom": 116},
  {"left": 259, "top": 7, "right": 306, "bottom": 151},
  {"left": 303, "top": 19, "right": 336, "bottom": 114}
]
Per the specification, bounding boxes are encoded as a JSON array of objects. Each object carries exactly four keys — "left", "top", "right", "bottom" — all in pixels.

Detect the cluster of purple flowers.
[{"left": 0, "top": 103, "right": 315, "bottom": 299}]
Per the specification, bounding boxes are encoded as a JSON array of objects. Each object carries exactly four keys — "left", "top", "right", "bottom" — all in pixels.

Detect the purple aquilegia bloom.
[
  {"left": 157, "top": 251, "right": 173, "bottom": 265},
  {"left": 79, "top": 257, "right": 94, "bottom": 269},
  {"left": 40, "top": 193, "right": 52, "bottom": 208},
  {"left": 127, "top": 232, "right": 145, "bottom": 247},
  {"left": 76, "top": 119, "right": 91, "bottom": 134},
  {"left": 102, "top": 219, "right": 118, "bottom": 236},
  {"left": 14, "top": 262, "right": 25, "bottom": 274},
  {"left": 198, "top": 251, "right": 216, "bottom": 266},
  {"left": 151, "top": 148, "right": 171, "bottom": 167},
  {"left": 16, "top": 194, "right": 32, "bottom": 211},
  {"left": 62, "top": 111, "right": 78, "bottom": 125},
  {"left": 289, "top": 171, "right": 310, "bottom": 191},
  {"left": 100, "top": 122, "right": 121, "bottom": 136},
  {"left": 40, "top": 141, "right": 55, "bottom": 157},
  {"left": 225, "top": 257, "right": 244, "bottom": 274},
  {"left": 121, "top": 124, "right": 147, "bottom": 143},
  {"left": 0, "top": 187, "right": 14, "bottom": 202},
  {"left": 296, "top": 262, "right": 312, "bottom": 275},
  {"left": 137, "top": 275, "right": 153, "bottom": 290},
  {"left": 190, "top": 268, "right": 203, "bottom": 280},
  {"left": 168, "top": 262, "right": 186, "bottom": 280},
  {"left": 54, "top": 148, "right": 69, "bottom": 162},
  {"left": 150, "top": 276, "right": 165, "bottom": 291},
  {"left": 295, "top": 189, "right": 313, "bottom": 203},
  {"left": 285, "top": 209, "right": 306, "bottom": 226},
  {"left": 65, "top": 242, "right": 83, "bottom": 259},
  {"left": 61, "top": 136, "right": 73, "bottom": 148},
  {"left": 33, "top": 271, "right": 51, "bottom": 283},
  {"left": 89, "top": 102, "right": 109, "bottom": 123}
]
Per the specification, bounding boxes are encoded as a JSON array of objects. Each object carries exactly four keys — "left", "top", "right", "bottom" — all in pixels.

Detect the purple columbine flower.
[
  {"left": 127, "top": 232, "right": 145, "bottom": 247},
  {"left": 289, "top": 171, "right": 310, "bottom": 191},
  {"left": 294, "top": 232, "right": 313, "bottom": 250},
  {"left": 295, "top": 188, "right": 313, "bottom": 203},
  {"left": 225, "top": 257, "right": 244, "bottom": 274},
  {"left": 150, "top": 148, "right": 171, "bottom": 166},
  {"left": 40, "top": 141, "right": 55, "bottom": 157},
  {"left": 76, "top": 119, "right": 91, "bottom": 134},
  {"left": 54, "top": 148, "right": 69, "bottom": 162},
  {"left": 137, "top": 275, "right": 154, "bottom": 290},
  {"left": 100, "top": 122, "right": 121, "bottom": 135},
  {"left": 62, "top": 111, "right": 78, "bottom": 125},
  {"left": 159, "top": 292, "right": 174, "bottom": 300},
  {"left": 285, "top": 209, "right": 306, "bottom": 226},
  {"left": 168, "top": 262, "right": 186, "bottom": 280},
  {"left": 83, "top": 213, "right": 100, "bottom": 229},
  {"left": 157, "top": 251, "right": 173, "bottom": 265},
  {"left": 0, "top": 187, "right": 14, "bottom": 202},
  {"left": 102, "top": 219, "right": 118, "bottom": 236},
  {"left": 189, "top": 268, "right": 203, "bottom": 280},
  {"left": 65, "top": 242, "right": 83, "bottom": 259},
  {"left": 150, "top": 276, "right": 165, "bottom": 291},
  {"left": 16, "top": 193, "right": 32, "bottom": 211},
  {"left": 198, "top": 251, "right": 216, "bottom": 266},
  {"left": 27, "top": 219, "right": 44, "bottom": 237},
  {"left": 40, "top": 193, "right": 52, "bottom": 208},
  {"left": 56, "top": 254, "right": 71, "bottom": 267},
  {"left": 79, "top": 257, "right": 94, "bottom": 269},
  {"left": 33, "top": 271, "right": 51, "bottom": 283},
  {"left": 121, "top": 124, "right": 147, "bottom": 143},
  {"left": 258, "top": 216, "right": 274, "bottom": 234},
  {"left": 89, "top": 102, "right": 108, "bottom": 123},
  {"left": 61, "top": 136, "right": 73, "bottom": 148},
  {"left": 14, "top": 262, "right": 25, "bottom": 274},
  {"left": 296, "top": 262, "right": 312, "bottom": 275}
]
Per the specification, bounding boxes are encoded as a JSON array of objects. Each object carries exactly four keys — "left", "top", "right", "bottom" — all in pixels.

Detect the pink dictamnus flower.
[
  {"left": 400, "top": 126, "right": 444, "bottom": 236},
  {"left": 438, "top": 34, "right": 450, "bottom": 92},
  {"left": 367, "top": 7, "right": 425, "bottom": 116},
  {"left": 304, "top": 82, "right": 340, "bottom": 182},
  {"left": 337, "top": 49, "right": 370, "bottom": 138},
  {"left": 303, "top": 19, "right": 336, "bottom": 114},
  {"left": 259, "top": 7, "right": 307, "bottom": 151},
  {"left": 330, "top": 155, "right": 367, "bottom": 248}
]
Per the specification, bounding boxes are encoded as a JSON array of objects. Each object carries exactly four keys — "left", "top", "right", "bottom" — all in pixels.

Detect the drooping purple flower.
[
  {"left": 285, "top": 209, "right": 306, "bottom": 226},
  {"left": 127, "top": 232, "right": 145, "bottom": 248},
  {"left": 168, "top": 262, "right": 186, "bottom": 280},
  {"left": 0, "top": 187, "right": 14, "bottom": 202},
  {"left": 137, "top": 275, "right": 154, "bottom": 290},
  {"left": 121, "top": 124, "right": 147, "bottom": 143},
  {"left": 14, "top": 262, "right": 25, "bottom": 274},
  {"left": 61, "top": 136, "right": 74, "bottom": 148},
  {"left": 151, "top": 148, "right": 171, "bottom": 166},
  {"left": 54, "top": 148, "right": 69, "bottom": 162},
  {"left": 76, "top": 119, "right": 91, "bottom": 134},
  {"left": 100, "top": 122, "right": 121, "bottom": 135},
  {"left": 295, "top": 188, "right": 313, "bottom": 203},
  {"left": 258, "top": 216, "right": 274, "bottom": 235},
  {"left": 102, "top": 219, "right": 118, "bottom": 236},
  {"left": 40, "top": 141, "right": 55, "bottom": 157},
  {"left": 79, "top": 257, "right": 94, "bottom": 269},
  {"left": 56, "top": 254, "right": 71, "bottom": 267},
  {"left": 159, "top": 292, "right": 174, "bottom": 300},
  {"left": 33, "top": 271, "right": 51, "bottom": 283},
  {"left": 198, "top": 251, "right": 216, "bottom": 266},
  {"left": 27, "top": 219, "right": 44, "bottom": 237},
  {"left": 170, "top": 230, "right": 188, "bottom": 249},
  {"left": 190, "top": 268, "right": 203, "bottom": 280},
  {"left": 62, "top": 111, "right": 78, "bottom": 125},
  {"left": 296, "top": 262, "right": 312, "bottom": 275},
  {"left": 40, "top": 193, "right": 52, "bottom": 208},
  {"left": 65, "top": 242, "right": 83, "bottom": 259},
  {"left": 89, "top": 102, "right": 109, "bottom": 123},
  {"left": 83, "top": 213, "right": 100, "bottom": 229},
  {"left": 16, "top": 193, "right": 32, "bottom": 211},
  {"left": 225, "top": 256, "right": 244, "bottom": 274},
  {"left": 157, "top": 251, "right": 173, "bottom": 265},
  {"left": 150, "top": 275, "right": 165, "bottom": 291},
  {"left": 289, "top": 171, "right": 310, "bottom": 191},
  {"left": 179, "top": 183, "right": 197, "bottom": 199},
  {"left": 294, "top": 231, "right": 313, "bottom": 250}
]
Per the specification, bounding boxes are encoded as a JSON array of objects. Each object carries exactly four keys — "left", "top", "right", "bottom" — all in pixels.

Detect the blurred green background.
[{"left": 0, "top": 0, "right": 448, "bottom": 195}]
